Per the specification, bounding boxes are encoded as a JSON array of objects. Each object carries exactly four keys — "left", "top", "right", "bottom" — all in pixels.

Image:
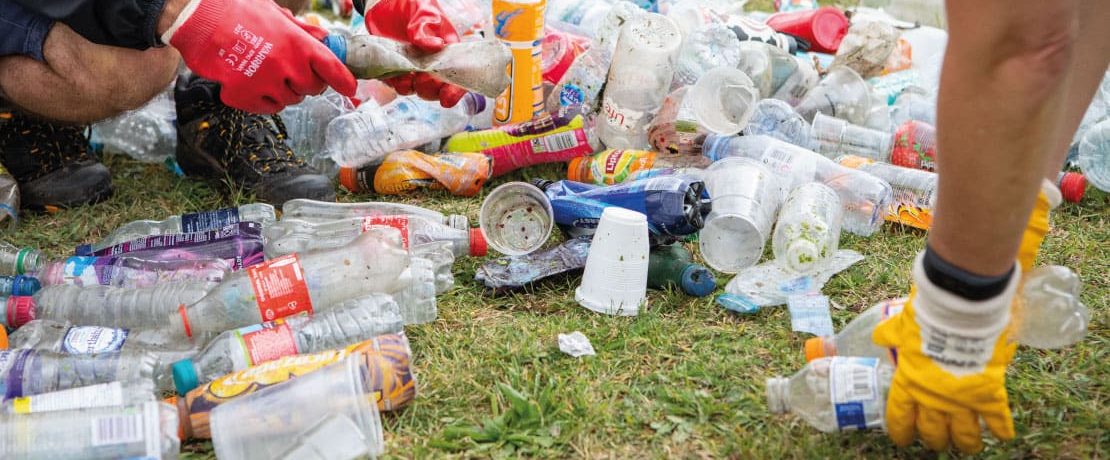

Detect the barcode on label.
[
  {"left": 830, "top": 357, "right": 878, "bottom": 404},
  {"left": 536, "top": 131, "right": 580, "bottom": 153},
  {"left": 848, "top": 367, "right": 874, "bottom": 400},
  {"left": 91, "top": 413, "right": 143, "bottom": 446}
]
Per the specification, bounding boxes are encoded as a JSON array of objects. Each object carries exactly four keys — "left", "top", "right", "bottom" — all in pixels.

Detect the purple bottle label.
[
  {"left": 3, "top": 349, "right": 31, "bottom": 399},
  {"left": 90, "top": 222, "right": 264, "bottom": 271},
  {"left": 181, "top": 207, "right": 241, "bottom": 233}
]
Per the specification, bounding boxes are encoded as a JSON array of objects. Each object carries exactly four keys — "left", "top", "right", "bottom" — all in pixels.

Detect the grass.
[{"left": 6, "top": 151, "right": 1106, "bottom": 459}]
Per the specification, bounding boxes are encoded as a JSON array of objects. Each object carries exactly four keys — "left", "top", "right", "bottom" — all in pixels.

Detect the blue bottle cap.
[
  {"left": 322, "top": 34, "right": 347, "bottom": 63},
  {"left": 12, "top": 276, "right": 41, "bottom": 297},
  {"left": 172, "top": 360, "right": 200, "bottom": 396},
  {"left": 680, "top": 264, "right": 717, "bottom": 297}
]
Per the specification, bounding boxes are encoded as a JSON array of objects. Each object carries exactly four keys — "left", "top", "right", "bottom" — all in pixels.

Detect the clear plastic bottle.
[
  {"left": 0, "top": 274, "right": 41, "bottom": 297},
  {"left": 280, "top": 89, "right": 354, "bottom": 166},
  {"left": 170, "top": 293, "right": 403, "bottom": 395},
  {"left": 0, "top": 163, "right": 19, "bottom": 231},
  {"left": 0, "top": 401, "right": 180, "bottom": 460},
  {"left": 0, "top": 240, "right": 43, "bottom": 275},
  {"left": 811, "top": 113, "right": 893, "bottom": 162},
  {"left": 90, "top": 88, "right": 177, "bottom": 164},
  {"left": 3, "top": 380, "right": 156, "bottom": 414},
  {"left": 1077, "top": 118, "right": 1110, "bottom": 192},
  {"left": 772, "top": 183, "right": 844, "bottom": 274},
  {"left": 545, "top": 37, "right": 613, "bottom": 114},
  {"left": 29, "top": 281, "right": 212, "bottom": 330},
  {"left": 166, "top": 229, "right": 411, "bottom": 338},
  {"left": 743, "top": 98, "right": 812, "bottom": 148},
  {"left": 0, "top": 348, "right": 159, "bottom": 397},
  {"left": 37, "top": 256, "right": 229, "bottom": 289},
  {"left": 324, "top": 94, "right": 484, "bottom": 168},
  {"left": 281, "top": 199, "right": 470, "bottom": 231},
  {"left": 263, "top": 215, "right": 486, "bottom": 259},
  {"left": 84, "top": 204, "right": 277, "bottom": 254},
  {"left": 804, "top": 266, "right": 1090, "bottom": 363},
  {"left": 837, "top": 155, "right": 937, "bottom": 230},
  {"left": 766, "top": 356, "right": 893, "bottom": 432}
]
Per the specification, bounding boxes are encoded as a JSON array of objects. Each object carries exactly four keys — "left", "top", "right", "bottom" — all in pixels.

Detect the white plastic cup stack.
[{"left": 575, "top": 207, "right": 650, "bottom": 316}]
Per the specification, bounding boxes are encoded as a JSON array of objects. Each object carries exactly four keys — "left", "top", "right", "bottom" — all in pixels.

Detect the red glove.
[
  {"left": 163, "top": 0, "right": 357, "bottom": 114},
  {"left": 363, "top": 0, "right": 467, "bottom": 107}
]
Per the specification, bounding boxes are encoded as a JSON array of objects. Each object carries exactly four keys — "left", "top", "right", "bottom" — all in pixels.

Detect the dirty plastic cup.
[
  {"left": 794, "top": 66, "right": 872, "bottom": 125},
  {"left": 688, "top": 67, "right": 760, "bottom": 135},
  {"left": 735, "top": 41, "right": 774, "bottom": 97},
  {"left": 811, "top": 112, "right": 893, "bottom": 161},
  {"left": 210, "top": 355, "right": 384, "bottom": 460},
  {"left": 772, "top": 182, "right": 844, "bottom": 274},
  {"left": 699, "top": 158, "right": 783, "bottom": 273},
  {"left": 479, "top": 182, "right": 555, "bottom": 256},
  {"left": 575, "top": 207, "right": 650, "bottom": 316},
  {"left": 743, "top": 99, "right": 813, "bottom": 147},
  {"left": 765, "top": 6, "right": 850, "bottom": 54}
]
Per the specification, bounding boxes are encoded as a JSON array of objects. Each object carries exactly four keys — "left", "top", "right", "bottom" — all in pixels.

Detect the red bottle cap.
[
  {"left": 469, "top": 228, "right": 488, "bottom": 257},
  {"left": 6, "top": 296, "right": 35, "bottom": 329},
  {"left": 339, "top": 166, "right": 359, "bottom": 193},
  {"left": 1058, "top": 172, "right": 1087, "bottom": 203},
  {"left": 766, "top": 6, "right": 849, "bottom": 54}
]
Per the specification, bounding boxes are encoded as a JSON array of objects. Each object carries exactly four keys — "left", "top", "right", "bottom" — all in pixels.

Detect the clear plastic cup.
[
  {"left": 772, "top": 182, "right": 844, "bottom": 274},
  {"left": 794, "top": 66, "right": 872, "bottom": 125},
  {"left": 210, "top": 355, "right": 384, "bottom": 460},
  {"left": 575, "top": 207, "right": 650, "bottom": 316},
  {"left": 811, "top": 112, "right": 893, "bottom": 161},
  {"left": 479, "top": 182, "right": 555, "bottom": 256},
  {"left": 699, "top": 158, "right": 783, "bottom": 273},
  {"left": 688, "top": 67, "right": 760, "bottom": 135}
]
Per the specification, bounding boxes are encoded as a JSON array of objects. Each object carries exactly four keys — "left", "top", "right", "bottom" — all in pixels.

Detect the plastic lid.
[
  {"left": 469, "top": 228, "right": 488, "bottom": 257},
  {"left": 810, "top": 7, "right": 849, "bottom": 52},
  {"left": 680, "top": 264, "right": 717, "bottom": 297},
  {"left": 566, "top": 156, "right": 587, "bottom": 183},
  {"left": 804, "top": 337, "right": 829, "bottom": 362},
  {"left": 6, "top": 296, "right": 34, "bottom": 328},
  {"left": 74, "top": 244, "right": 93, "bottom": 257},
  {"left": 1058, "top": 172, "right": 1086, "bottom": 203},
  {"left": 322, "top": 34, "right": 347, "bottom": 62},
  {"left": 12, "top": 275, "right": 41, "bottom": 297},
  {"left": 172, "top": 360, "right": 200, "bottom": 396},
  {"left": 338, "top": 166, "right": 358, "bottom": 192}
]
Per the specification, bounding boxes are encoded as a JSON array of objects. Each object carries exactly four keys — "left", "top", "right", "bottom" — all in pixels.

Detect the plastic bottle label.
[
  {"left": 11, "top": 381, "right": 125, "bottom": 414},
  {"left": 181, "top": 207, "right": 241, "bottom": 233},
  {"left": 0, "top": 350, "right": 18, "bottom": 396},
  {"left": 829, "top": 357, "right": 882, "bottom": 431},
  {"left": 246, "top": 254, "right": 314, "bottom": 322},
  {"left": 588, "top": 150, "right": 655, "bottom": 184},
  {"left": 362, "top": 216, "right": 411, "bottom": 248},
  {"left": 61, "top": 326, "right": 129, "bottom": 354},
  {"left": 3, "top": 349, "right": 32, "bottom": 398},
  {"left": 89, "top": 401, "right": 160, "bottom": 457},
  {"left": 62, "top": 256, "right": 107, "bottom": 286},
  {"left": 234, "top": 319, "right": 300, "bottom": 368}
]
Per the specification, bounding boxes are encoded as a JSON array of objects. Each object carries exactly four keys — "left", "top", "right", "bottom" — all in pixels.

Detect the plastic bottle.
[
  {"left": 0, "top": 240, "right": 43, "bottom": 275},
  {"left": 545, "top": 36, "right": 613, "bottom": 114},
  {"left": 0, "top": 348, "right": 159, "bottom": 397},
  {"left": 38, "top": 256, "right": 229, "bottom": 289},
  {"left": 772, "top": 183, "right": 843, "bottom": 274},
  {"left": 83, "top": 204, "right": 276, "bottom": 254},
  {"left": 280, "top": 90, "right": 356, "bottom": 163},
  {"left": 67, "top": 222, "right": 266, "bottom": 272},
  {"left": 166, "top": 229, "right": 411, "bottom": 338},
  {"left": 281, "top": 199, "right": 470, "bottom": 230},
  {"left": 744, "top": 99, "right": 812, "bottom": 149},
  {"left": 647, "top": 244, "right": 716, "bottom": 297},
  {"left": 437, "top": 0, "right": 489, "bottom": 36},
  {"left": 1077, "top": 118, "right": 1110, "bottom": 192},
  {"left": 0, "top": 274, "right": 41, "bottom": 297},
  {"left": 766, "top": 357, "right": 893, "bottom": 432},
  {"left": 804, "top": 266, "right": 1090, "bottom": 365},
  {"left": 598, "top": 13, "right": 682, "bottom": 149},
  {"left": 170, "top": 293, "right": 403, "bottom": 395},
  {"left": 811, "top": 113, "right": 893, "bottom": 162},
  {"left": 324, "top": 94, "right": 485, "bottom": 168},
  {"left": 27, "top": 281, "right": 213, "bottom": 330},
  {"left": 0, "top": 401, "right": 180, "bottom": 459},
  {"left": 338, "top": 150, "right": 492, "bottom": 197},
  {"left": 533, "top": 176, "right": 712, "bottom": 243},
  {"left": 90, "top": 88, "right": 177, "bottom": 164},
  {"left": 567, "top": 149, "right": 712, "bottom": 185},
  {"left": 4, "top": 380, "right": 155, "bottom": 414},
  {"left": 492, "top": 0, "right": 546, "bottom": 125},
  {"left": 264, "top": 215, "right": 486, "bottom": 259},
  {"left": 443, "top": 113, "right": 600, "bottom": 177},
  {"left": 0, "top": 163, "right": 19, "bottom": 231},
  {"left": 889, "top": 120, "right": 938, "bottom": 172},
  {"left": 837, "top": 154, "right": 936, "bottom": 230}
]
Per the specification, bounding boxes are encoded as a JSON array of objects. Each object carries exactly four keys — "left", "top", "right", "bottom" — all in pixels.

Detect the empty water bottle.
[
  {"left": 0, "top": 240, "right": 43, "bottom": 275},
  {"left": 281, "top": 199, "right": 470, "bottom": 230},
  {"left": 0, "top": 163, "right": 18, "bottom": 231},
  {"left": 29, "top": 281, "right": 213, "bottom": 329},
  {"left": 4, "top": 380, "right": 156, "bottom": 414},
  {"left": 766, "top": 357, "right": 893, "bottom": 432},
  {"left": 0, "top": 401, "right": 180, "bottom": 459},
  {"left": 280, "top": 89, "right": 356, "bottom": 162},
  {"left": 772, "top": 183, "right": 843, "bottom": 274},
  {"left": 0, "top": 348, "right": 159, "bottom": 397},
  {"left": 90, "top": 88, "right": 177, "bottom": 164},
  {"left": 545, "top": 35, "right": 613, "bottom": 114},
  {"left": 837, "top": 155, "right": 936, "bottom": 230},
  {"left": 38, "top": 256, "right": 229, "bottom": 289},
  {"left": 263, "top": 215, "right": 486, "bottom": 259},
  {"left": 1077, "top": 118, "right": 1110, "bottom": 192},
  {"left": 62, "top": 222, "right": 266, "bottom": 273},
  {"left": 170, "top": 293, "right": 403, "bottom": 394},
  {"left": 84, "top": 204, "right": 276, "bottom": 254}
]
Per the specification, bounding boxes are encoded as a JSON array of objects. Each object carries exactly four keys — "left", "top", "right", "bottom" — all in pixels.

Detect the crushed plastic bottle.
[
  {"left": 170, "top": 293, "right": 403, "bottom": 395},
  {"left": 339, "top": 150, "right": 492, "bottom": 197},
  {"left": 0, "top": 163, "right": 19, "bottom": 231},
  {"left": 68, "top": 222, "right": 265, "bottom": 272},
  {"left": 1077, "top": 118, "right": 1110, "bottom": 192},
  {"left": 90, "top": 88, "right": 177, "bottom": 164},
  {"left": 766, "top": 357, "right": 893, "bottom": 432},
  {"left": 281, "top": 199, "right": 470, "bottom": 230},
  {"left": 82, "top": 204, "right": 276, "bottom": 254},
  {"left": 0, "top": 348, "right": 160, "bottom": 397},
  {"left": 263, "top": 215, "right": 486, "bottom": 259},
  {"left": 567, "top": 149, "right": 711, "bottom": 185},
  {"left": 280, "top": 89, "right": 356, "bottom": 164},
  {"left": 3, "top": 380, "right": 155, "bottom": 415},
  {"left": 837, "top": 154, "right": 936, "bottom": 230},
  {"left": 0, "top": 401, "right": 180, "bottom": 459},
  {"left": 28, "top": 281, "right": 213, "bottom": 330},
  {"left": 772, "top": 183, "right": 843, "bottom": 274},
  {"left": 443, "top": 113, "right": 601, "bottom": 177}
]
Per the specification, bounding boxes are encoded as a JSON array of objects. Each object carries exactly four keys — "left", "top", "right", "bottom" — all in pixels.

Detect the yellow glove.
[
  {"left": 1017, "top": 180, "right": 1062, "bottom": 273},
  {"left": 873, "top": 253, "right": 1021, "bottom": 453}
]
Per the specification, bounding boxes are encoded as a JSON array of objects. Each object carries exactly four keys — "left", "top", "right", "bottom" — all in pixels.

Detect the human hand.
[{"left": 363, "top": 0, "right": 467, "bottom": 107}]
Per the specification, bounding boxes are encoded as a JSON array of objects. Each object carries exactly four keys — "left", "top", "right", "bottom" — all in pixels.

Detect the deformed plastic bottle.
[
  {"left": 170, "top": 293, "right": 404, "bottom": 395},
  {"left": 280, "top": 89, "right": 356, "bottom": 163},
  {"left": 64, "top": 222, "right": 265, "bottom": 272},
  {"left": 27, "top": 281, "right": 212, "bottom": 330},
  {"left": 443, "top": 113, "right": 601, "bottom": 177},
  {"left": 766, "top": 357, "right": 893, "bottom": 432},
  {"left": 567, "top": 149, "right": 711, "bottom": 185},
  {"left": 772, "top": 183, "right": 844, "bottom": 274},
  {"left": 545, "top": 36, "right": 613, "bottom": 114},
  {"left": 90, "top": 88, "right": 177, "bottom": 164},
  {"left": 339, "top": 150, "right": 492, "bottom": 197},
  {"left": 0, "top": 401, "right": 180, "bottom": 459},
  {"left": 263, "top": 215, "right": 486, "bottom": 259},
  {"left": 83, "top": 204, "right": 276, "bottom": 254},
  {"left": 281, "top": 199, "right": 470, "bottom": 230},
  {"left": 0, "top": 348, "right": 159, "bottom": 397},
  {"left": 4, "top": 380, "right": 156, "bottom": 415},
  {"left": 0, "top": 163, "right": 19, "bottom": 231},
  {"left": 0, "top": 275, "right": 41, "bottom": 297}
]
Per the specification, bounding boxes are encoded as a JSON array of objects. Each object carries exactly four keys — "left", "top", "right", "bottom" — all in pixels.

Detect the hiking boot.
[
  {"left": 0, "top": 110, "right": 113, "bottom": 209},
  {"left": 173, "top": 75, "right": 336, "bottom": 204}
]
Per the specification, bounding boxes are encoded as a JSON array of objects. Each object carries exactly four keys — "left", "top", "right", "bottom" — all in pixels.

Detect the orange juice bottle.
[
  {"left": 340, "top": 151, "right": 492, "bottom": 197},
  {"left": 567, "top": 149, "right": 711, "bottom": 185},
  {"left": 492, "top": 0, "right": 546, "bottom": 125}
]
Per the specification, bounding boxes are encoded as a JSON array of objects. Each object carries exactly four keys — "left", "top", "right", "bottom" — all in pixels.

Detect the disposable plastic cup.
[
  {"left": 794, "top": 66, "right": 872, "bottom": 125},
  {"left": 688, "top": 67, "right": 760, "bottom": 136},
  {"left": 210, "top": 355, "right": 384, "bottom": 460},
  {"left": 811, "top": 112, "right": 893, "bottom": 161},
  {"left": 772, "top": 182, "right": 844, "bottom": 274},
  {"left": 575, "top": 207, "right": 650, "bottom": 316},
  {"left": 699, "top": 158, "right": 782, "bottom": 273},
  {"left": 479, "top": 182, "right": 555, "bottom": 256},
  {"left": 735, "top": 42, "right": 774, "bottom": 97}
]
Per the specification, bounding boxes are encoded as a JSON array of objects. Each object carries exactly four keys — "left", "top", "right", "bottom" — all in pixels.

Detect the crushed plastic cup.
[
  {"left": 479, "top": 182, "right": 555, "bottom": 256},
  {"left": 575, "top": 207, "right": 650, "bottom": 316},
  {"left": 794, "top": 66, "right": 872, "bottom": 125},
  {"left": 210, "top": 355, "right": 384, "bottom": 460},
  {"left": 699, "top": 158, "right": 783, "bottom": 273},
  {"left": 688, "top": 67, "right": 760, "bottom": 135}
]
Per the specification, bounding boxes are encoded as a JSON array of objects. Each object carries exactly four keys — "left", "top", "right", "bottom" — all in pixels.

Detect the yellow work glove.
[
  {"left": 873, "top": 253, "right": 1021, "bottom": 453},
  {"left": 1017, "top": 180, "right": 1062, "bottom": 273}
]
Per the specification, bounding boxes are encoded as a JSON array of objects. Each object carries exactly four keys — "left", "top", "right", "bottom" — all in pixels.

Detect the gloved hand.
[
  {"left": 1017, "top": 179, "right": 1062, "bottom": 273},
  {"left": 163, "top": 0, "right": 357, "bottom": 114},
  {"left": 363, "top": 0, "right": 467, "bottom": 107},
  {"left": 873, "top": 253, "right": 1021, "bottom": 453}
]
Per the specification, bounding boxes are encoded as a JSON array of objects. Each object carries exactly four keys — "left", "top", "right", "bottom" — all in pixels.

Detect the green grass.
[{"left": 6, "top": 152, "right": 1106, "bottom": 459}]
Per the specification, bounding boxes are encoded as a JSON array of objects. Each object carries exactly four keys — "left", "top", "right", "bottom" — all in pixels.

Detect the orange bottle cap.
[
  {"left": 339, "top": 166, "right": 359, "bottom": 192},
  {"left": 566, "top": 156, "right": 587, "bottom": 183},
  {"left": 804, "top": 336, "right": 831, "bottom": 362}
]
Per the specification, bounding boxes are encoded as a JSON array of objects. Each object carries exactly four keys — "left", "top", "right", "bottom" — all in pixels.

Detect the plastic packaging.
[
  {"left": 171, "top": 294, "right": 403, "bottom": 395},
  {"left": 567, "top": 149, "right": 711, "bottom": 185},
  {"left": 474, "top": 236, "right": 590, "bottom": 290},
  {"left": 0, "top": 348, "right": 159, "bottom": 397},
  {"left": 766, "top": 357, "right": 893, "bottom": 432},
  {"left": 811, "top": 113, "right": 893, "bottom": 162},
  {"left": 3, "top": 380, "right": 155, "bottom": 414},
  {"left": 340, "top": 150, "right": 492, "bottom": 197},
  {"left": 575, "top": 207, "right": 650, "bottom": 316},
  {"left": 837, "top": 154, "right": 936, "bottom": 230},
  {"left": 699, "top": 158, "right": 783, "bottom": 273},
  {"left": 0, "top": 164, "right": 19, "bottom": 231},
  {"left": 28, "top": 281, "right": 212, "bottom": 329},
  {"left": 479, "top": 182, "right": 555, "bottom": 256},
  {"left": 647, "top": 244, "right": 716, "bottom": 297},
  {"left": 889, "top": 120, "right": 937, "bottom": 171},
  {"left": 443, "top": 113, "right": 600, "bottom": 177},
  {"left": 264, "top": 214, "right": 486, "bottom": 259},
  {"left": 1077, "top": 118, "right": 1110, "bottom": 192},
  {"left": 84, "top": 204, "right": 276, "bottom": 254},
  {"left": 0, "top": 401, "right": 180, "bottom": 460},
  {"left": 795, "top": 66, "right": 873, "bottom": 125},
  {"left": 831, "top": 20, "right": 898, "bottom": 78},
  {"left": 281, "top": 199, "right": 470, "bottom": 231},
  {"left": 0, "top": 240, "right": 43, "bottom": 275},
  {"left": 772, "top": 183, "right": 843, "bottom": 274}
]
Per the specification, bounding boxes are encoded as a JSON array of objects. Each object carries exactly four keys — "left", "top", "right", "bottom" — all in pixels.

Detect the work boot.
[
  {"left": 173, "top": 75, "right": 336, "bottom": 204},
  {"left": 0, "top": 109, "right": 113, "bottom": 210}
]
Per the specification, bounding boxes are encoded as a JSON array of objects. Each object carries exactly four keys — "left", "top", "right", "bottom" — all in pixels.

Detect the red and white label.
[
  {"left": 239, "top": 320, "right": 299, "bottom": 366},
  {"left": 246, "top": 254, "right": 313, "bottom": 321},
  {"left": 362, "top": 215, "right": 411, "bottom": 248}
]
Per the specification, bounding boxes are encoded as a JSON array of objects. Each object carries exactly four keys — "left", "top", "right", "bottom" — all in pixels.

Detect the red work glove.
[
  {"left": 163, "top": 0, "right": 357, "bottom": 114},
  {"left": 363, "top": 0, "right": 468, "bottom": 107}
]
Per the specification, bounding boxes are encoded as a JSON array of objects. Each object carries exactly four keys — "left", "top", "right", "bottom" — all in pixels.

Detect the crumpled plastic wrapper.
[
  {"left": 723, "top": 249, "right": 865, "bottom": 308},
  {"left": 558, "top": 331, "right": 596, "bottom": 358}
]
